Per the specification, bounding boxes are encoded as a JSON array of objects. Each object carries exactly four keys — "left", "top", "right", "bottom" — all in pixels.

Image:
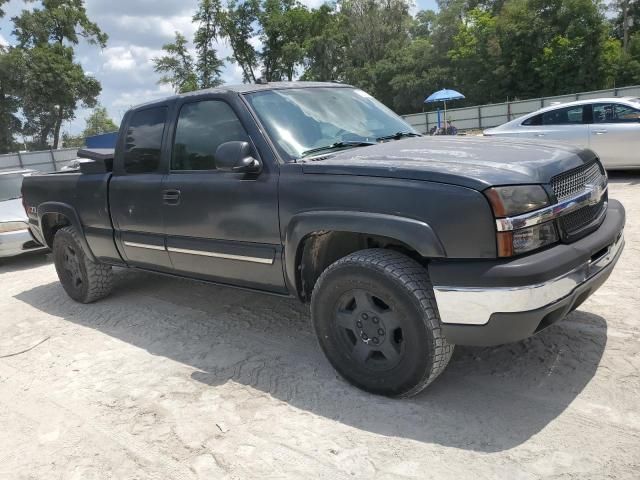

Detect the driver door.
[{"left": 161, "top": 97, "right": 286, "bottom": 293}]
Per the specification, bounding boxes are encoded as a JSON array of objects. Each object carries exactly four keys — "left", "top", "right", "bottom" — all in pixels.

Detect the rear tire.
[
  {"left": 53, "top": 226, "right": 113, "bottom": 303},
  {"left": 311, "top": 249, "right": 453, "bottom": 398}
]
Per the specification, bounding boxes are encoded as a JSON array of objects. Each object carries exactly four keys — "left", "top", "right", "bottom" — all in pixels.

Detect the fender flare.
[
  {"left": 37, "top": 202, "right": 97, "bottom": 262},
  {"left": 283, "top": 210, "right": 446, "bottom": 294}
]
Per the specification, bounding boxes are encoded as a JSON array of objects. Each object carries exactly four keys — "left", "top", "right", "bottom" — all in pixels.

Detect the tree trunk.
[{"left": 52, "top": 106, "right": 64, "bottom": 150}]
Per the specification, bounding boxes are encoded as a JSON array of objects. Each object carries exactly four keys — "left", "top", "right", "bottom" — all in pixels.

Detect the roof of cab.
[{"left": 131, "top": 81, "right": 352, "bottom": 110}]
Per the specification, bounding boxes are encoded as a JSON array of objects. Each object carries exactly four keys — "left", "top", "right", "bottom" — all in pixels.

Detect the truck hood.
[{"left": 300, "top": 136, "right": 597, "bottom": 190}]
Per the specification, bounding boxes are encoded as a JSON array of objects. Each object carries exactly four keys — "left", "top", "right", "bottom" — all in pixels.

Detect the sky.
[{"left": 0, "top": 0, "right": 438, "bottom": 136}]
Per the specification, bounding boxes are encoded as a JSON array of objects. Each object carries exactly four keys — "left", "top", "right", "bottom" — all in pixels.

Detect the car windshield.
[
  {"left": 0, "top": 173, "right": 25, "bottom": 202},
  {"left": 243, "top": 87, "right": 416, "bottom": 160}
]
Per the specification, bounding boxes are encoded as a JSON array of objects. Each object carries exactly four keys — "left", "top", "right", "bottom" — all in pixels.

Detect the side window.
[
  {"left": 541, "top": 106, "right": 584, "bottom": 125},
  {"left": 522, "top": 114, "right": 542, "bottom": 126},
  {"left": 172, "top": 100, "right": 250, "bottom": 171},
  {"left": 123, "top": 107, "right": 168, "bottom": 174},
  {"left": 593, "top": 103, "right": 640, "bottom": 124}
]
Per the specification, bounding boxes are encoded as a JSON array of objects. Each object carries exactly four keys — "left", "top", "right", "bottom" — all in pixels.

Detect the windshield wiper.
[
  {"left": 376, "top": 131, "right": 421, "bottom": 142},
  {"left": 300, "top": 140, "right": 377, "bottom": 158}
]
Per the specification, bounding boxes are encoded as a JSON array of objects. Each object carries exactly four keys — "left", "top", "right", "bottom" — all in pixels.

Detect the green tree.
[
  {"left": 11, "top": 0, "right": 107, "bottom": 149},
  {"left": 1, "top": 2, "right": 22, "bottom": 153},
  {"left": 0, "top": 48, "right": 23, "bottom": 154},
  {"left": 83, "top": 105, "right": 118, "bottom": 136},
  {"left": 0, "top": 0, "right": 9, "bottom": 19},
  {"left": 193, "top": 0, "right": 225, "bottom": 88},
  {"left": 214, "top": 0, "right": 313, "bottom": 82},
  {"left": 216, "top": 0, "right": 260, "bottom": 82},
  {"left": 18, "top": 44, "right": 101, "bottom": 149},
  {"left": 62, "top": 104, "right": 119, "bottom": 147},
  {"left": 258, "top": 0, "right": 311, "bottom": 81},
  {"left": 153, "top": 32, "right": 199, "bottom": 93},
  {"left": 302, "top": 3, "right": 347, "bottom": 81}
]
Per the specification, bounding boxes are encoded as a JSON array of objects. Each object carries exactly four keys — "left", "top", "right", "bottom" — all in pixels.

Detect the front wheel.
[
  {"left": 311, "top": 249, "right": 453, "bottom": 398},
  {"left": 53, "top": 226, "right": 113, "bottom": 303}
]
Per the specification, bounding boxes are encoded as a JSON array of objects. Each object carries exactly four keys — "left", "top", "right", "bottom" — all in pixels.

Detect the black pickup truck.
[{"left": 22, "top": 82, "right": 625, "bottom": 397}]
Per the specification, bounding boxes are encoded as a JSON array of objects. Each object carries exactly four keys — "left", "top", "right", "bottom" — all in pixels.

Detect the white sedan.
[
  {"left": 0, "top": 170, "right": 46, "bottom": 258},
  {"left": 484, "top": 97, "right": 640, "bottom": 169}
]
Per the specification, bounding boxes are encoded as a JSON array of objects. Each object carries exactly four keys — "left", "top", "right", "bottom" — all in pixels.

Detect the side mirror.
[{"left": 215, "top": 141, "right": 261, "bottom": 174}]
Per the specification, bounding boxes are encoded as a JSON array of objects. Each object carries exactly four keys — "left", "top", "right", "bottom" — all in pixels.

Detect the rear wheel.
[
  {"left": 53, "top": 226, "right": 113, "bottom": 303},
  {"left": 311, "top": 249, "right": 453, "bottom": 397}
]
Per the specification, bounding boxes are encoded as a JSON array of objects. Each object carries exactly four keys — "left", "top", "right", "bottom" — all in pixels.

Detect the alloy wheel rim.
[
  {"left": 334, "top": 288, "right": 404, "bottom": 371},
  {"left": 63, "top": 245, "right": 83, "bottom": 288}
]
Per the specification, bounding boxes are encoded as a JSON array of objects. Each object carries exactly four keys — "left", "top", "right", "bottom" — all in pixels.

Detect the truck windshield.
[
  {"left": 0, "top": 173, "right": 25, "bottom": 202},
  {"left": 243, "top": 87, "right": 416, "bottom": 161}
]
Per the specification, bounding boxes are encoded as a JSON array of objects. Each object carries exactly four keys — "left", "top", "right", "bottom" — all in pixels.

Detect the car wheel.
[
  {"left": 53, "top": 226, "right": 113, "bottom": 303},
  {"left": 311, "top": 248, "right": 453, "bottom": 397}
]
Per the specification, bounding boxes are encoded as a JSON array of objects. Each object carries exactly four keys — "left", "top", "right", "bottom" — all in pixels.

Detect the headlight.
[
  {"left": 485, "top": 185, "right": 549, "bottom": 217},
  {"left": 486, "top": 186, "right": 557, "bottom": 257},
  {"left": 497, "top": 221, "right": 559, "bottom": 257},
  {"left": 0, "top": 221, "right": 28, "bottom": 233}
]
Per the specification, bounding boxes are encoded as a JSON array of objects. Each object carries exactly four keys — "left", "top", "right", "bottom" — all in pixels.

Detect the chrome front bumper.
[{"left": 433, "top": 232, "right": 624, "bottom": 326}]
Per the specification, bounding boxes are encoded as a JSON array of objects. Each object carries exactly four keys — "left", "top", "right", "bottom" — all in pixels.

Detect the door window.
[
  {"left": 540, "top": 106, "right": 584, "bottom": 125},
  {"left": 172, "top": 101, "right": 250, "bottom": 171},
  {"left": 123, "top": 107, "right": 168, "bottom": 174},
  {"left": 593, "top": 103, "right": 640, "bottom": 124}
]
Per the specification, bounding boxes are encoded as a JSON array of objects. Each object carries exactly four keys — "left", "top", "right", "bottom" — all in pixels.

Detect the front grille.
[
  {"left": 558, "top": 194, "right": 607, "bottom": 238},
  {"left": 550, "top": 162, "right": 607, "bottom": 241},
  {"left": 551, "top": 162, "right": 604, "bottom": 201}
]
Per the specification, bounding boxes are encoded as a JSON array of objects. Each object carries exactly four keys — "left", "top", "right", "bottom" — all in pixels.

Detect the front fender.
[
  {"left": 37, "top": 202, "right": 97, "bottom": 262},
  {"left": 283, "top": 210, "right": 446, "bottom": 293}
]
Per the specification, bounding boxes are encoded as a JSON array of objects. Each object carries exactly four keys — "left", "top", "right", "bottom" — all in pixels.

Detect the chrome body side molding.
[
  {"left": 167, "top": 246, "right": 274, "bottom": 264},
  {"left": 123, "top": 241, "right": 166, "bottom": 251}
]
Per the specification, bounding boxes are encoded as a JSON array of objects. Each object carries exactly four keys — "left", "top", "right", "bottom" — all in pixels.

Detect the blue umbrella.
[{"left": 424, "top": 89, "right": 465, "bottom": 129}]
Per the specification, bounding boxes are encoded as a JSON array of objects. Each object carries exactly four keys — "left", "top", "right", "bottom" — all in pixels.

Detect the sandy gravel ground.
[{"left": 1, "top": 174, "right": 639, "bottom": 480}]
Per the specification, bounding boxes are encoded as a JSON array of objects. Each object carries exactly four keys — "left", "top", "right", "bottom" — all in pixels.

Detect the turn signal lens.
[
  {"left": 485, "top": 185, "right": 549, "bottom": 217},
  {"left": 497, "top": 221, "right": 558, "bottom": 257},
  {"left": 0, "top": 221, "right": 28, "bottom": 233}
]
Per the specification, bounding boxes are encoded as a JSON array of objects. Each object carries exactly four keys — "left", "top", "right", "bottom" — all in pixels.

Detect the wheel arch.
[
  {"left": 37, "top": 202, "right": 96, "bottom": 262},
  {"left": 284, "top": 211, "right": 446, "bottom": 301}
]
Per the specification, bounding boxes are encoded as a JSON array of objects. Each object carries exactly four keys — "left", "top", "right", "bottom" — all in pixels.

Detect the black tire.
[
  {"left": 53, "top": 226, "right": 113, "bottom": 303},
  {"left": 311, "top": 249, "right": 453, "bottom": 398}
]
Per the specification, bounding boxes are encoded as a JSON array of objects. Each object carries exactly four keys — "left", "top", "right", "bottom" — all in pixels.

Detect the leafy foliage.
[
  {"left": 194, "top": 0, "right": 226, "bottom": 88},
  {"left": 153, "top": 1, "right": 225, "bottom": 92},
  {"left": 62, "top": 104, "right": 119, "bottom": 147},
  {"left": 153, "top": 33, "right": 199, "bottom": 93},
  {"left": 7, "top": 0, "right": 106, "bottom": 149},
  {"left": 212, "top": 0, "right": 639, "bottom": 114}
]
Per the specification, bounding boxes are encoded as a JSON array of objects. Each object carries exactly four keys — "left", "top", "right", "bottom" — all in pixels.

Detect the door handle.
[
  {"left": 535, "top": 133, "right": 545, "bottom": 137},
  {"left": 163, "top": 189, "right": 181, "bottom": 205},
  {"left": 593, "top": 130, "right": 608, "bottom": 135}
]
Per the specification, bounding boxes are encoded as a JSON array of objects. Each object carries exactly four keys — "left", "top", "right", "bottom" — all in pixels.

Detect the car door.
[
  {"left": 519, "top": 105, "right": 590, "bottom": 147},
  {"left": 161, "top": 96, "right": 286, "bottom": 293},
  {"left": 109, "top": 105, "right": 173, "bottom": 269},
  {"left": 589, "top": 102, "right": 640, "bottom": 168}
]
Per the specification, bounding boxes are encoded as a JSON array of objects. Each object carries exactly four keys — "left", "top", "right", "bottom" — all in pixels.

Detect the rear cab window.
[{"left": 123, "top": 107, "right": 168, "bottom": 174}]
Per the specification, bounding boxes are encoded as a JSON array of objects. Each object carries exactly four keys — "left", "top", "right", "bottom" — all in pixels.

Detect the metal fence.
[
  {"left": 402, "top": 85, "right": 640, "bottom": 134},
  {"left": 0, "top": 148, "right": 77, "bottom": 173}
]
